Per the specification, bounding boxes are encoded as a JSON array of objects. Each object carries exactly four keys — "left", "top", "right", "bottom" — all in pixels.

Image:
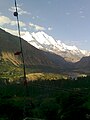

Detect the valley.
[
  {"left": 1, "top": 0, "right": 90, "bottom": 119},
  {"left": 0, "top": 28, "right": 90, "bottom": 81},
  {"left": 0, "top": 28, "right": 90, "bottom": 120}
]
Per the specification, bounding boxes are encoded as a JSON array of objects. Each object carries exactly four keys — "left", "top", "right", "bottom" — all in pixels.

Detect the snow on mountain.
[{"left": 21, "top": 31, "right": 90, "bottom": 62}]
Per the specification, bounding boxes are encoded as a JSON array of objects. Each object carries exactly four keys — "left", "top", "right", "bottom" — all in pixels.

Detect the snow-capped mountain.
[{"left": 22, "top": 31, "right": 90, "bottom": 62}]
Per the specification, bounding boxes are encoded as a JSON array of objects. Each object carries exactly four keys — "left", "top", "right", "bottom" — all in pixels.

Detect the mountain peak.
[{"left": 22, "top": 31, "right": 90, "bottom": 62}]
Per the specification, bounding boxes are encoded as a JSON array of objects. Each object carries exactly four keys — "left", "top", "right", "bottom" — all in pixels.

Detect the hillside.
[
  {"left": 0, "top": 29, "right": 52, "bottom": 66},
  {"left": 1, "top": 28, "right": 90, "bottom": 77},
  {"left": 74, "top": 56, "right": 90, "bottom": 73},
  {"left": 0, "top": 28, "right": 72, "bottom": 76}
]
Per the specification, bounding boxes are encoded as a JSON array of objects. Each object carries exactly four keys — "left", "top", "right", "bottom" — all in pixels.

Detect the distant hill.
[{"left": 74, "top": 56, "right": 90, "bottom": 73}]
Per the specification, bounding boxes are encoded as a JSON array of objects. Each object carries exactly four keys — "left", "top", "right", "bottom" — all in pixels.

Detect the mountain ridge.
[
  {"left": 1, "top": 28, "right": 90, "bottom": 75},
  {"left": 0, "top": 28, "right": 73, "bottom": 74},
  {"left": 22, "top": 31, "right": 90, "bottom": 62}
]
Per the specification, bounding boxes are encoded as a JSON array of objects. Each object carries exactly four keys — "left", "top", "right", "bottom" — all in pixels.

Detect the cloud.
[
  {"left": 64, "top": 39, "right": 84, "bottom": 48},
  {"left": 65, "top": 12, "right": 71, "bottom": 15},
  {"left": 79, "top": 8, "right": 85, "bottom": 18},
  {"left": 22, "top": 27, "right": 27, "bottom": 31},
  {"left": 32, "top": 16, "right": 35, "bottom": 20},
  {"left": 9, "top": 6, "right": 30, "bottom": 15},
  {"left": 32, "top": 15, "right": 40, "bottom": 20},
  {"left": 48, "top": 27, "right": 53, "bottom": 31},
  {"left": 48, "top": 1, "right": 52, "bottom": 4},
  {"left": 0, "top": 16, "right": 11, "bottom": 25},
  {"left": 0, "top": 15, "right": 26, "bottom": 27},
  {"left": 11, "top": 21, "right": 26, "bottom": 27},
  {"left": 80, "top": 15, "right": 85, "bottom": 18},
  {"left": 79, "top": 11, "right": 83, "bottom": 14},
  {"left": 29, "top": 23, "right": 45, "bottom": 31},
  {"left": 2, "top": 27, "right": 26, "bottom": 36}
]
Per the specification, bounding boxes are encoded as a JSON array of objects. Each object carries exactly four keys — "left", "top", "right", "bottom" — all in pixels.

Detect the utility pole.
[{"left": 14, "top": 0, "right": 28, "bottom": 94}]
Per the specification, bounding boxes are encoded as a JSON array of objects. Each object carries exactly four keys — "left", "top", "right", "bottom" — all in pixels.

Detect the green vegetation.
[
  {"left": 27, "top": 73, "right": 67, "bottom": 81},
  {"left": 0, "top": 59, "right": 23, "bottom": 81},
  {"left": 0, "top": 76, "right": 90, "bottom": 119},
  {"left": 0, "top": 58, "right": 68, "bottom": 82},
  {"left": 0, "top": 54, "right": 90, "bottom": 120}
]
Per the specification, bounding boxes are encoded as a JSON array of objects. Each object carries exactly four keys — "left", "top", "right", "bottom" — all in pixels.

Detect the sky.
[{"left": 0, "top": 0, "right": 90, "bottom": 51}]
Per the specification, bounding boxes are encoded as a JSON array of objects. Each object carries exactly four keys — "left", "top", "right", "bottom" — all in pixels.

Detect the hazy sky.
[{"left": 0, "top": 0, "right": 90, "bottom": 50}]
